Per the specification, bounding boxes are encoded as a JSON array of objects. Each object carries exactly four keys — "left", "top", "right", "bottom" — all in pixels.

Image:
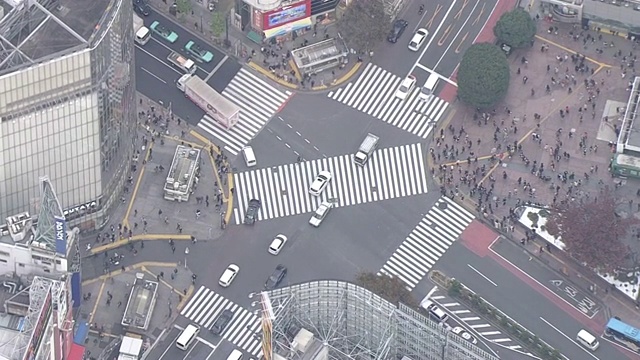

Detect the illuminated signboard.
[
  {"left": 263, "top": 0, "right": 310, "bottom": 30},
  {"left": 54, "top": 216, "right": 67, "bottom": 254},
  {"left": 23, "top": 290, "right": 53, "bottom": 360}
]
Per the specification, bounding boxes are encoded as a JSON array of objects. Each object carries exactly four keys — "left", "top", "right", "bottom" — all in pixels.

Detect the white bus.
[
  {"left": 133, "top": 14, "right": 151, "bottom": 45},
  {"left": 176, "top": 324, "right": 200, "bottom": 350}
]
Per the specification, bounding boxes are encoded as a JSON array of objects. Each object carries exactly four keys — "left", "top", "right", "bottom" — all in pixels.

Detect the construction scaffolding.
[{"left": 261, "top": 280, "right": 499, "bottom": 360}]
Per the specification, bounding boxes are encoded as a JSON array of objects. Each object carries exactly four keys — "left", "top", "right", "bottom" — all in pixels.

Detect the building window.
[
  {"left": 0, "top": 259, "right": 7, "bottom": 263},
  {"left": 0, "top": 251, "right": 9, "bottom": 257},
  {"left": 18, "top": 263, "right": 24, "bottom": 267},
  {"left": 44, "top": 268, "right": 51, "bottom": 273}
]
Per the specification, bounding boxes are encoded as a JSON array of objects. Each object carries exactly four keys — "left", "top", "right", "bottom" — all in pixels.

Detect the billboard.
[
  {"left": 23, "top": 289, "right": 53, "bottom": 360},
  {"left": 263, "top": 0, "right": 310, "bottom": 30},
  {"left": 54, "top": 216, "right": 67, "bottom": 254},
  {"left": 71, "top": 272, "right": 82, "bottom": 308}
]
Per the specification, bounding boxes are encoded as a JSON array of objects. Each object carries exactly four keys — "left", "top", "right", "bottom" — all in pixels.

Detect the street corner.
[
  {"left": 439, "top": 82, "right": 458, "bottom": 103},
  {"left": 142, "top": 262, "right": 196, "bottom": 301},
  {"left": 247, "top": 61, "right": 298, "bottom": 90},
  {"left": 460, "top": 220, "right": 500, "bottom": 257}
]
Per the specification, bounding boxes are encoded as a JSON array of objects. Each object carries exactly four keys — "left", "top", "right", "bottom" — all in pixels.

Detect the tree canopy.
[
  {"left": 337, "top": 0, "right": 390, "bottom": 53},
  {"left": 546, "top": 191, "right": 637, "bottom": 272},
  {"left": 493, "top": 9, "right": 537, "bottom": 48},
  {"left": 210, "top": 12, "right": 225, "bottom": 38},
  {"left": 176, "top": 0, "right": 192, "bottom": 15},
  {"left": 355, "top": 272, "right": 417, "bottom": 308},
  {"left": 457, "top": 43, "right": 510, "bottom": 109}
]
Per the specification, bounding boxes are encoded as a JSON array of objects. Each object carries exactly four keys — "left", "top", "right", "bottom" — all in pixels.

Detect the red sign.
[
  {"left": 262, "top": 0, "right": 311, "bottom": 30},
  {"left": 252, "top": 8, "right": 263, "bottom": 30},
  {"left": 24, "top": 290, "right": 53, "bottom": 360}
]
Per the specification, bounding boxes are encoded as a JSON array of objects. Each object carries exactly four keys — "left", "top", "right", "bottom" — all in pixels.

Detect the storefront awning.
[
  {"left": 247, "top": 30, "right": 262, "bottom": 44},
  {"left": 263, "top": 17, "right": 312, "bottom": 39}
]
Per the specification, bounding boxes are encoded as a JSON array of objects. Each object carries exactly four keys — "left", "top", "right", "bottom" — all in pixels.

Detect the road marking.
[
  {"left": 455, "top": 0, "right": 470, "bottom": 19},
  {"left": 135, "top": 45, "right": 182, "bottom": 75},
  {"left": 409, "top": 0, "right": 458, "bottom": 79},
  {"left": 539, "top": 317, "right": 598, "bottom": 360},
  {"left": 425, "top": 4, "right": 443, "bottom": 30},
  {"left": 434, "top": 0, "right": 481, "bottom": 69},
  {"left": 140, "top": 67, "right": 168, "bottom": 83},
  {"left": 467, "top": 264, "right": 497, "bottom": 287},
  {"left": 426, "top": 286, "right": 438, "bottom": 299},
  {"left": 415, "top": 64, "right": 458, "bottom": 86},
  {"left": 205, "top": 55, "right": 229, "bottom": 81}
]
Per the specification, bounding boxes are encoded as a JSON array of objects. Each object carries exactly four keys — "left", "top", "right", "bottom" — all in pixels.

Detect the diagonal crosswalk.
[
  {"left": 378, "top": 197, "right": 474, "bottom": 290},
  {"left": 232, "top": 143, "right": 429, "bottom": 224},
  {"left": 181, "top": 286, "right": 263, "bottom": 357},
  {"left": 197, "top": 68, "right": 292, "bottom": 155},
  {"left": 327, "top": 63, "right": 449, "bottom": 139}
]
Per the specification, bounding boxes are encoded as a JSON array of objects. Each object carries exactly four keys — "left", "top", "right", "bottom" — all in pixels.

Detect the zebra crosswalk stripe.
[
  {"left": 328, "top": 63, "right": 448, "bottom": 139},
  {"left": 181, "top": 286, "right": 263, "bottom": 357},
  {"left": 378, "top": 197, "right": 475, "bottom": 290},
  {"left": 232, "top": 143, "right": 429, "bottom": 224},
  {"left": 197, "top": 68, "right": 292, "bottom": 156}
]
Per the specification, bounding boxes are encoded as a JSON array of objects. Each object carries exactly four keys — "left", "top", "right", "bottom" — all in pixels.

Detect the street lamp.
[{"left": 184, "top": 247, "right": 190, "bottom": 268}]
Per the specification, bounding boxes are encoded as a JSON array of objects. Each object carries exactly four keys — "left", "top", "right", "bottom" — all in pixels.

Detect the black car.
[
  {"left": 210, "top": 309, "right": 234, "bottom": 335},
  {"left": 387, "top": 19, "right": 408, "bottom": 43},
  {"left": 264, "top": 264, "right": 287, "bottom": 290},
  {"left": 133, "top": 0, "right": 151, "bottom": 16},
  {"left": 244, "top": 199, "right": 261, "bottom": 225}
]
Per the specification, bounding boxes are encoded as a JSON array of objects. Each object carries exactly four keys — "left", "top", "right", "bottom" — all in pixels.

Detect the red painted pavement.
[
  {"left": 438, "top": 0, "right": 519, "bottom": 103},
  {"left": 460, "top": 220, "right": 499, "bottom": 257}
]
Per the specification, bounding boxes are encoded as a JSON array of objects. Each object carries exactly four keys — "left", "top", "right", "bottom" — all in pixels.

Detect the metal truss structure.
[
  {"left": 261, "top": 280, "right": 500, "bottom": 360},
  {"left": 0, "top": 0, "right": 85, "bottom": 74},
  {"left": 32, "top": 176, "right": 66, "bottom": 253}
]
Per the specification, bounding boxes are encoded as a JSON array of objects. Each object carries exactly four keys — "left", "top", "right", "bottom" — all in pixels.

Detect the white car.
[
  {"left": 395, "top": 75, "right": 416, "bottom": 100},
  {"left": 408, "top": 28, "right": 429, "bottom": 51},
  {"left": 309, "top": 170, "right": 332, "bottom": 196},
  {"left": 309, "top": 201, "right": 333, "bottom": 227},
  {"left": 218, "top": 264, "right": 239, "bottom": 287},
  {"left": 268, "top": 234, "right": 288, "bottom": 255},
  {"left": 452, "top": 326, "right": 478, "bottom": 344}
]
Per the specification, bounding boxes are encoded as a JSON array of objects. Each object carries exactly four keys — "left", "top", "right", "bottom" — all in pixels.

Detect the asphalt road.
[
  {"left": 135, "top": 10, "right": 241, "bottom": 126},
  {"left": 435, "top": 240, "right": 625, "bottom": 360}
]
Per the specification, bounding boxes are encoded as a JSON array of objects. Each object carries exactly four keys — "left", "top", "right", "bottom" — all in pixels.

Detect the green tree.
[
  {"left": 176, "top": 0, "right": 192, "bottom": 15},
  {"left": 210, "top": 12, "right": 226, "bottom": 38},
  {"left": 493, "top": 9, "right": 537, "bottom": 48},
  {"left": 546, "top": 191, "right": 637, "bottom": 272},
  {"left": 337, "top": 0, "right": 390, "bottom": 53},
  {"left": 457, "top": 43, "right": 510, "bottom": 109},
  {"left": 355, "top": 272, "right": 417, "bottom": 307}
]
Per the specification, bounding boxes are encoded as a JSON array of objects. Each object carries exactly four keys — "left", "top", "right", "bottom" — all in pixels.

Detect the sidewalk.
[
  {"left": 146, "top": 0, "right": 362, "bottom": 92},
  {"left": 429, "top": 17, "right": 640, "bottom": 326}
]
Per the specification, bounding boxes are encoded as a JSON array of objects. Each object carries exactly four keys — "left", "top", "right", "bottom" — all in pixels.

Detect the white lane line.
[
  {"left": 205, "top": 55, "right": 229, "bottom": 81},
  {"left": 140, "top": 67, "right": 168, "bottom": 83},
  {"left": 467, "top": 264, "right": 498, "bottom": 287},
  {"left": 539, "top": 317, "right": 597, "bottom": 360}
]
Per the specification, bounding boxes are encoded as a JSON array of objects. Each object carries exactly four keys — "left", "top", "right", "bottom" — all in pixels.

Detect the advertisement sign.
[
  {"left": 263, "top": 0, "right": 310, "bottom": 30},
  {"left": 54, "top": 216, "right": 67, "bottom": 255},
  {"left": 252, "top": 8, "right": 263, "bottom": 30},
  {"left": 23, "top": 290, "right": 52, "bottom": 360}
]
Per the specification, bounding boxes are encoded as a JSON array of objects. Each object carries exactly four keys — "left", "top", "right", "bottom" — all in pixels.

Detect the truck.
[
  {"left": 133, "top": 14, "right": 150, "bottom": 45},
  {"left": 177, "top": 74, "right": 240, "bottom": 130},
  {"left": 353, "top": 133, "right": 379, "bottom": 166},
  {"left": 167, "top": 51, "right": 197, "bottom": 74}
]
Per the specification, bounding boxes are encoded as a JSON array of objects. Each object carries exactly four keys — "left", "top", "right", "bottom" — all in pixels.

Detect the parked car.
[
  {"left": 452, "top": 326, "right": 478, "bottom": 344},
  {"left": 149, "top": 21, "right": 178, "bottom": 43},
  {"left": 133, "top": 0, "right": 150, "bottom": 16},
  {"left": 387, "top": 19, "right": 408, "bottom": 43},
  {"left": 395, "top": 75, "right": 416, "bottom": 100},
  {"left": 244, "top": 199, "right": 261, "bottom": 225},
  {"left": 309, "top": 201, "right": 333, "bottom": 227},
  {"left": 268, "top": 234, "right": 288, "bottom": 255},
  {"left": 185, "top": 40, "right": 214, "bottom": 63},
  {"left": 309, "top": 171, "right": 332, "bottom": 196},
  {"left": 408, "top": 28, "right": 429, "bottom": 51},
  {"left": 264, "top": 264, "right": 287, "bottom": 290},
  {"left": 210, "top": 309, "right": 234, "bottom": 335}
]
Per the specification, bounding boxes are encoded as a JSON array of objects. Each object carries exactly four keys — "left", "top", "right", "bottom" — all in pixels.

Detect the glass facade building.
[{"left": 0, "top": 0, "right": 137, "bottom": 230}]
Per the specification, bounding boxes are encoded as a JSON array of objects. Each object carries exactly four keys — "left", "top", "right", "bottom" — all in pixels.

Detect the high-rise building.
[{"left": 0, "top": 0, "right": 137, "bottom": 230}]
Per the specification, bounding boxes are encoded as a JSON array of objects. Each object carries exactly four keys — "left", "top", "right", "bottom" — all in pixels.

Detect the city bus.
[
  {"left": 610, "top": 153, "right": 640, "bottom": 179},
  {"left": 605, "top": 317, "right": 640, "bottom": 348}
]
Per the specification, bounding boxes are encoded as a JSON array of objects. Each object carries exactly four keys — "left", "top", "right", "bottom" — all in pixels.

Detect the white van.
[
  {"left": 576, "top": 329, "right": 599, "bottom": 351},
  {"left": 420, "top": 299, "right": 449, "bottom": 323},
  {"left": 242, "top": 146, "right": 256, "bottom": 167},
  {"left": 227, "top": 349, "right": 243, "bottom": 360},
  {"left": 176, "top": 324, "right": 200, "bottom": 350},
  {"left": 418, "top": 72, "right": 440, "bottom": 101}
]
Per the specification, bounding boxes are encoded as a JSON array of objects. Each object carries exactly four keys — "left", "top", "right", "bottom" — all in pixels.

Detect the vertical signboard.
[
  {"left": 23, "top": 289, "right": 52, "bottom": 360},
  {"left": 252, "top": 8, "right": 263, "bottom": 30},
  {"left": 262, "top": 0, "right": 311, "bottom": 30},
  {"left": 54, "top": 216, "right": 67, "bottom": 255},
  {"left": 71, "top": 272, "right": 82, "bottom": 308}
]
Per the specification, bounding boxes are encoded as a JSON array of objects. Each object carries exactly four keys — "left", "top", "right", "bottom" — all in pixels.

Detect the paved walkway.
[
  {"left": 146, "top": 0, "right": 362, "bottom": 92},
  {"left": 430, "top": 15, "right": 640, "bottom": 326}
]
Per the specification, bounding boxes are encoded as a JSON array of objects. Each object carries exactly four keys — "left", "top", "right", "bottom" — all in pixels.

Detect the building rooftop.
[
  {"left": 617, "top": 77, "right": 640, "bottom": 153},
  {"left": 164, "top": 145, "right": 201, "bottom": 196},
  {"left": 121, "top": 274, "right": 158, "bottom": 331},
  {"left": 0, "top": 0, "right": 112, "bottom": 75}
]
